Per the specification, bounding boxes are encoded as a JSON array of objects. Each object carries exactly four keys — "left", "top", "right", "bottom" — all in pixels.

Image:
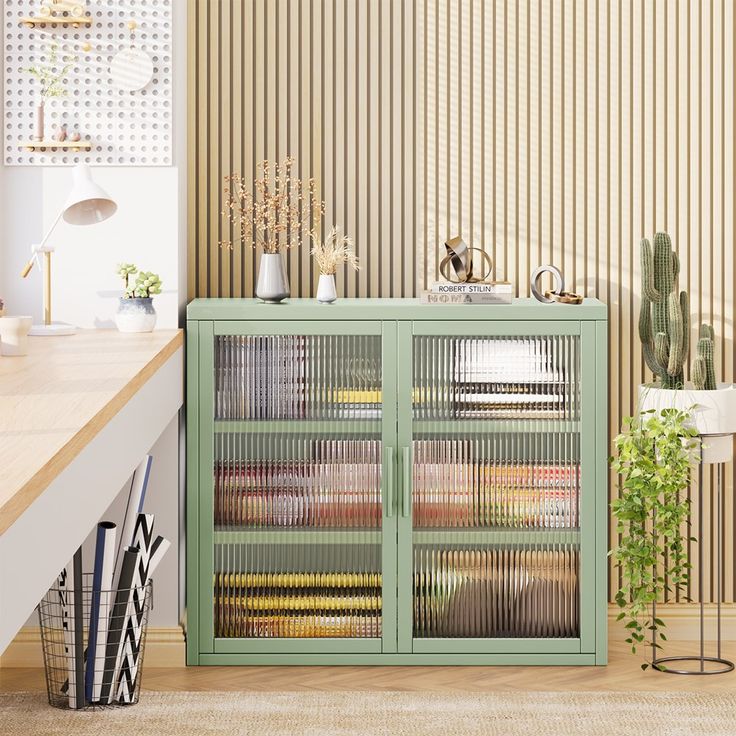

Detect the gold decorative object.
[
  {"left": 439, "top": 236, "right": 494, "bottom": 283},
  {"left": 544, "top": 290, "right": 584, "bottom": 305},
  {"left": 530, "top": 264, "right": 564, "bottom": 302},
  {"left": 531, "top": 265, "right": 582, "bottom": 305}
]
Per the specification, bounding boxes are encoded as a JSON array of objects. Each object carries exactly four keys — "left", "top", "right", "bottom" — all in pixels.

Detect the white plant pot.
[
  {"left": 115, "top": 297, "right": 157, "bottom": 333},
  {"left": 639, "top": 383, "right": 736, "bottom": 463},
  {"left": 316, "top": 273, "right": 337, "bottom": 304},
  {"left": 256, "top": 253, "right": 290, "bottom": 303},
  {"left": 0, "top": 315, "right": 33, "bottom": 356}
]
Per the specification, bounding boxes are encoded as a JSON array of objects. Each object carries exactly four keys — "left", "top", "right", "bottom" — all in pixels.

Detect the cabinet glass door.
[
  {"left": 397, "top": 322, "right": 588, "bottom": 655},
  {"left": 199, "top": 321, "right": 397, "bottom": 655}
]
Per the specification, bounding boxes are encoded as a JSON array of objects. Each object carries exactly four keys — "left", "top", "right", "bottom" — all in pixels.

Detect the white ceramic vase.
[
  {"left": 0, "top": 316, "right": 33, "bottom": 356},
  {"left": 34, "top": 101, "right": 45, "bottom": 142},
  {"left": 316, "top": 273, "right": 337, "bottom": 304},
  {"left": 115, "top": 297, "right": 157, "bottom": 333},
  {"left": 638, "top": 383, "right": 736, "bottom": 463},
  {"left": 256, "top": 253, "right": 290, "bottom": 303}
]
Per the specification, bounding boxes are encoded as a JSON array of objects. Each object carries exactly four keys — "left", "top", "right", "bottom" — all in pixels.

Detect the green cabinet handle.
[
  {"left": 402, "top": 446, "right": 412, "bottom": 517},
  {"left": 383, "top": 446, "right": 394, "bottom": 517}
]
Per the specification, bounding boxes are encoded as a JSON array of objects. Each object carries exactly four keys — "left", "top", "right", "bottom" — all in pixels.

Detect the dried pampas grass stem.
[{"left": 310, "top": 226, "right": 360, "bottom": 275}]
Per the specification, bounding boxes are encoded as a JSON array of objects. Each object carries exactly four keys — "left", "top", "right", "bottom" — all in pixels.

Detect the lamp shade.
[{"left": 62, "top": 164, "right": 117, "bottom": 225}]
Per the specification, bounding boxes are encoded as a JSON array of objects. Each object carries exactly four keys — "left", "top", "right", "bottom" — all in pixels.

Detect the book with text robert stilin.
[
  {"left": 420, "top": 291, "right": 513, "bottom": 305},
  {"left": 430, "top": 281, "right": 513, "bottom": 294}
]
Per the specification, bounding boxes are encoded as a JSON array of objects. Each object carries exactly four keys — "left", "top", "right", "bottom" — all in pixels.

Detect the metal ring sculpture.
[
  {"left": 439, "top": 236, "right": 494, "bottom": 283},
  {"left": 530, "top": 265, "right": 565, "bottom": 303}
]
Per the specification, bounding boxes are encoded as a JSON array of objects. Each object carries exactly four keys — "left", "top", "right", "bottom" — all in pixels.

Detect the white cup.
[{"left": 0, "top": 316, "right": 33, "bottom": 356}]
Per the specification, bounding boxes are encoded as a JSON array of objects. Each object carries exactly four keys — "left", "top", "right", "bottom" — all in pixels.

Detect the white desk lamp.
[{"left": 20, "top": 164, "right": 117, "bottom": 336}]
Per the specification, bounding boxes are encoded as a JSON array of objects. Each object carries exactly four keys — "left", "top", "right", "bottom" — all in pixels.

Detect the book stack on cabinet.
[{"left": 420, "top": 282, "right": 513, "bottom": 304}]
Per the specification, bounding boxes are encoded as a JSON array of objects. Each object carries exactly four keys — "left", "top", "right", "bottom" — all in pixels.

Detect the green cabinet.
[{"left": 186, "top": 298, "right": 608, "bottom": 665}]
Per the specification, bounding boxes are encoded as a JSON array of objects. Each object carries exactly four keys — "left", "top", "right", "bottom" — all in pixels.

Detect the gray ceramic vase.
[
  {"left": 115, "top": 297, "right": 157, "bottom": 333},
  {"left": 256, "top": 253, "right": 290, "bottom": 303}
]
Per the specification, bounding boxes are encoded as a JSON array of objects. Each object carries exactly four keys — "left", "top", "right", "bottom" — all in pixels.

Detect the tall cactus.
[
  {"left": 692, "top": 324, "right": 717, "bottom": 390},
  {"left": 639, "top": 233, "right": 689, "bottom": 389}
]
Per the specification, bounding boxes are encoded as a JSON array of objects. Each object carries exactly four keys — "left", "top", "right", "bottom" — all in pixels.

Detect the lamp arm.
[
  {"left": 20, "top": 207, "right": 64, "bottom": 278},
  {"left": 38, "top": 208, "right": 65, "bottom": 248}
]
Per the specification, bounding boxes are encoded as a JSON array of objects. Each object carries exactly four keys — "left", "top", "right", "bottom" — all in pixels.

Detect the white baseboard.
[
  {"left": 0, "top": 626, "right": 185, "bottom": 668},
  {"left": 608, "top": 603, "right": 736, "bottom": 641}
]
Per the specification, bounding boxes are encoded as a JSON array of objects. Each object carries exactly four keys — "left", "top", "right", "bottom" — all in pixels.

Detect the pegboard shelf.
[
  {"left": 21, "top": 140, "right": 92, "bottom": 152},
  {"left": 5, "top": 0, "right": 172, "bottom": 167},
  {"left": 20, "top": 16, "right": 92, "bottom": 28}
]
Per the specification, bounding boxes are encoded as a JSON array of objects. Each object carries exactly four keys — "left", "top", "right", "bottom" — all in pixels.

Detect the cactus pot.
[
  {"left": 639, "top": 383, "right": 736, "bottom": 463},
  {"left": 115, "top": 297, "right": 157, "bottom": 333}
]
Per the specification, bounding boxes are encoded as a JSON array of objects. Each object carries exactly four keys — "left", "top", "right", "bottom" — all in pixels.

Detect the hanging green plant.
[{"left": 609, "top": 407, "right": 700, "bottom": 670}]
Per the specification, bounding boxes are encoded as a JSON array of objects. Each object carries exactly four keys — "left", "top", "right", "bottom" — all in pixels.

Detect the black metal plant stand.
[{"left": 652, "top": 446, "right": 735, "bottom": 675}]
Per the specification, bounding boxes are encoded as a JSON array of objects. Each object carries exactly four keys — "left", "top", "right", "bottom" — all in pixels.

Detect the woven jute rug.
[{"left": 1, "top": 690, "right": 733, "bottom": 736}]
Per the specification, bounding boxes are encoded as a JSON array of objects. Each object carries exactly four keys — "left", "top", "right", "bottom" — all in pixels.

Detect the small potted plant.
[
  {"left": 115, "top": 263, "right": 162, "bottom": 333},
  {"left": 222, "top": 156, "right": 325, "bottom": 302},
  {"left": 637, "top": 233, "right": 736, "bottom": 462},
  {"left": 610, "top": 408, "right": 700, "bottom": 669},
  {"left": 310, "top": 226, "right": 360, "bottom": 303},
  {"left": 24, "top": 42, "right": 75, "bottom": 142}
]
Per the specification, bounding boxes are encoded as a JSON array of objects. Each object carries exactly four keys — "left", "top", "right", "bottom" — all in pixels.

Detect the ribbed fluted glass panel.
[
  {"left": 215, "top": 335, "right": 381, "bottom": 420},
  {"left": 412, "top": 433, "right": 580, "bottom": 529},
  {"left": 412, "top": 334, "right": 580, "bottom": 639},
  {"left": 214, "top": 540, "right": 382, "bottom": 639},
  {"left": 213, "top": 334, "right": 383, "bottom": 639},
  {"left": 413, "top": 335, "right": 579, "bottom": 420},
  {"left": 413, "top": 543, "right": 579, "bottom": 638}
]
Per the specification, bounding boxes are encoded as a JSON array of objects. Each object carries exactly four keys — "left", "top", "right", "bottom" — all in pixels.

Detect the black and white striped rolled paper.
[{"left": 113, "top": 513, "right": 170, "bottom": 703}]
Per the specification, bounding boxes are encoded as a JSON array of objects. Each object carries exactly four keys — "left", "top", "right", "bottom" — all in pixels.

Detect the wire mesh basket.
[{"left": 38, "top": 573, "right": 152, "bottom": 710}]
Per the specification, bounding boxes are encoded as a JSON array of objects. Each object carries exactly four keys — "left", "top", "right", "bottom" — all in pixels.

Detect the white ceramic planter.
[
  {"left": 115, "top": 297, "right": 157, "bottom": 333},
  {"left": 316, "top": 273, "right": 337, "bottom": 304},
  {"left": 0, "top": 316, "right": 33, "bottom": 356},
  {"left": 256, "top": 253, "right": 290, "bottom": 303},
  {"left": 639, "top": 383, "right": 736, "bottom": 463}
]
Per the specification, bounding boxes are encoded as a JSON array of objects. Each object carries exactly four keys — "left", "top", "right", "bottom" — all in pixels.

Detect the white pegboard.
[{"left": 3, "top": 0, "right": 172, "bottom": 166}]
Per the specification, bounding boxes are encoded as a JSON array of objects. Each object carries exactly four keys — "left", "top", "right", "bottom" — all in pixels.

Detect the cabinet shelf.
[
  {"left": 214, "top": 419, "right": 381, "bottom": 434},
  {"left": 412, "top": 528, "right": 580, "bottom": 546},
  {"left": 413, "top": 419, "right": 580, "bottom": 434},
  {"left": 214, "top": 529, "right": 382, "bottom": 545}
]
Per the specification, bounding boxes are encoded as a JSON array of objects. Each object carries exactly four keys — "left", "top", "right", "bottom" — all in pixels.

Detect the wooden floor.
[{"left": 2, "top": 641, "right": 735, "bottom": 693}]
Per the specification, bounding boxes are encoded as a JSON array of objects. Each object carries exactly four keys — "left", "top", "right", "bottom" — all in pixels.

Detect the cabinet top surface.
[
  {"left": 187, "top": 297, "right": 607, "bottom": 321},
  {"left": 0, "top": 328, "right": 183, "bottom": 536}
]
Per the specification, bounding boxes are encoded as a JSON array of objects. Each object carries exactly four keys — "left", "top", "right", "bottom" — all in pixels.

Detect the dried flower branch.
[
  {"left": 310, "top": 225, "right": 360, "bottom": 275},
  {"left": 221, "top": 156, "right": 325, "bottom": 254}
]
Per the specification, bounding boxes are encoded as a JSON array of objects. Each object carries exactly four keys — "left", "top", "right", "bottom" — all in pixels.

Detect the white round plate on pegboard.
[{"left": 110, "top": 47, "right": 154, "bottom": 91}]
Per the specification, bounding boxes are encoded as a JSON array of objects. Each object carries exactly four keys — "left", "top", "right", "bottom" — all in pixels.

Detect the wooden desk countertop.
[{"left": 0, "top": 329, "right": 183, "bottom": 536}]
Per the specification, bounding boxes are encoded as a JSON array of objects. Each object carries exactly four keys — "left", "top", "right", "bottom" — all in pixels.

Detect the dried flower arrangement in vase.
[
  {"left": 24, "top": 43, "right": 76, "bottom": 143},
  {"left": 222, "top": 156, "right": 325, "bottom": 303},
  {"left": 310, "top": 226, "right": 360, "bottom": 304}
]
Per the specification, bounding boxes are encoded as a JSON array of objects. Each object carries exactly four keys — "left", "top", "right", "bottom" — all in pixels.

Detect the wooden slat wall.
[{"left": 188, "top": 0, "right": 735, "bottom": 604}]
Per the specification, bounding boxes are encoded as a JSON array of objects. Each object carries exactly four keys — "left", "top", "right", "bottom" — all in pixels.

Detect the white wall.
[
  {"left": 1, "top": 167, "right": 180, "bottom": 328},
  {"left": 2, "top": 2, "right": 187, "bottom": 629}
]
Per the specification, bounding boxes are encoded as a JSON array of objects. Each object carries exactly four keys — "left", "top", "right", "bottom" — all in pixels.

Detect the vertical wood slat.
[{"left": 188, "top": 0, "right": 736, "bottom": 603}]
